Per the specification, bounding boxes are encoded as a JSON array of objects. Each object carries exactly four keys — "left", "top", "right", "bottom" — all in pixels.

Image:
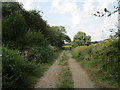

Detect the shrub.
[
  {"left": 3, "top": 11, "right": 27, "bottom": 50},
  {"left": 48, "top": 45, "right": 58, "bottom": 52},
  {"left": 24, "top": 31, "right": 48, "bottom": 48},
  {"left": 2, "top": 47, "right": 41, "bottom": 88},
  {"left": 27, "top": 46, "right": 54, "bottom": 63}
]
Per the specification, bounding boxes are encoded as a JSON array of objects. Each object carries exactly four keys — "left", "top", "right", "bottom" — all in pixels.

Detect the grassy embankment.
[{"left": 72, "top": 39, "right": 120, "bottom": 88}]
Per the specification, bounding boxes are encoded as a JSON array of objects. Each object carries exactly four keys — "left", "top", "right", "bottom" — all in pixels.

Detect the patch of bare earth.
[
  {"left": 68, "top": 52, "right": 95, "bottom": 88},
  {"left": 34, "top": 51, "right": 64, "bottom": 88}
]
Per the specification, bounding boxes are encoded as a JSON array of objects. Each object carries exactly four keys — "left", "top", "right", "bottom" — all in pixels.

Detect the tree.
[
  {"left": 2, "top": 2, "right": 70, "bottom": 50},
  {"left": 73, "top": 32, "right": 91, "bottom": 46},
  {"left": 64, "top": 35, "right": 71, "bottom": 43},
  {"left": 22, "top": 10, "right": 47, "bottom": 34},
  {"left": 85, "top": 36, "right": 91, "bottom": 45},
  {"left": 3, "top": 11, "right": 27, "bottom": 49},
  {"left": 2, "top": 2, "right": 23, "bottom": 17},
  {"left": 48, "top": 26, "right": 67, "bottom": 48}
]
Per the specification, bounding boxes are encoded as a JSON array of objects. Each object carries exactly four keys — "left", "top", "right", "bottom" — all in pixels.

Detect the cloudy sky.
[{"left": 17, "top": 0, "right": 118, "bottom": 41}]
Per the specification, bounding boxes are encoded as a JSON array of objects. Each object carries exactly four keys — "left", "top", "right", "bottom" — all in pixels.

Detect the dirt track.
[
  {"left": 35, "top": 51, "right": 63, "bottom": 88},
  {"left": 68, "top": 52, "right": 95, "bottom": 88},
  {"left": 35, "top": 51, "right": 95, "bottom": 88}
]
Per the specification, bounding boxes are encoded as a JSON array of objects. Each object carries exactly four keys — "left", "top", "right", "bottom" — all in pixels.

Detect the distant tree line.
[{"left": 73, "top": 32, "right": 91, "bottom": 46}]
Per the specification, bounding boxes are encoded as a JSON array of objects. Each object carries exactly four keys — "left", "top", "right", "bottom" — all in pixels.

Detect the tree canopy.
[
  {"left": 73, "top": 32, "right": 91, "bottom": 46},
  {"left": 2, "top": 2, "right": 71, "bottom": 49}
]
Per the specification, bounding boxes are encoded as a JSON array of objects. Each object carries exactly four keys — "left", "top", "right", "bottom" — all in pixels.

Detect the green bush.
[
  {"left": 27, "top": 46, "right": 54, "bottom": 63},
  {"left": 3, "top": 11, "right": 27, "bottom": 50},
  {"left": 24, "top": 31, "right": 48, "bottom": 48},
  {"left": 2, "top": 2, "right": 68, "bottom": 88},
  {"left": 2, "top": 47, "right": 41, "bottom": 88}
]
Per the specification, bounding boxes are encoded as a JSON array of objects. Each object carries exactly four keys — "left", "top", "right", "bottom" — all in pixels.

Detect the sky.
[{"left": 17, "top": 0, "right": 118, "bottom": 41}]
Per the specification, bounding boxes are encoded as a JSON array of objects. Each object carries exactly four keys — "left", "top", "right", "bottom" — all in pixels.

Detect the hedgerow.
[
  {"left": 72, "top": 39, "right": 120, "bottom": 88},
  {"left": 2, "top": 47, "right": 42, "bottom": 88}
]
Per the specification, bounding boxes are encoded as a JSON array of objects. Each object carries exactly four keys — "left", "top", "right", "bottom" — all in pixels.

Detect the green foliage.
[
  {"left": 64, "top": 35, "right": 71, "bottom": 43},
  {"left": 104, "top": 8, "right": 109, "bottom": 12},
  {"left": 2, "top": 2, "right": 70, "bottom": 88},
  {"left": 27, "top": 46, "right": 54, "bottom": 63},
  {"left": 94, "top": 5, "right": 118, "bottom": 17},
  {"left": 0, "top": 46, "right": 1, "bottom": 55},
  {"left": 73, "top": 31, "right": 91, "bottom": 46},
  {"left": 46, "top": 26, "right": 69, "bottom": 48},
  {"left": 24, "top": 31, "right": 48, "bottom": 48},
  {"left": 3, "top": 10, "right": 27, "bottom": 49},
  {"left": 72, "top": 40, "right": 120, "bottom": 88},
  {"left": 2, "top": 2, "right": 68, "bottom": 50},
  {"left": 2, "top": 2, "right": 23, "bottom": 17},
  {"left": 2, "top": 47, "right": 42, "bottom": 88},
  {"left": 48, "top": 45, "right": 58, "bottom": 52},
  {"left": 23, "top": 10, "right": 47, "bottom": 34}
]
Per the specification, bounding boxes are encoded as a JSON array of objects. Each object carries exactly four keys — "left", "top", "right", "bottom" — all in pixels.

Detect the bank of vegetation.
[
  {"left": 2, "top": 2, "right": 71, "bottom": 88},
  {"left": 72, "top": 38, "right": 120, "bottom": 88}
]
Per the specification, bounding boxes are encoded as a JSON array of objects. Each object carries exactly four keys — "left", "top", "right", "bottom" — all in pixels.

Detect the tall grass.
[{"left": 72, "top": 39, "right": 120, "bottom": 88}]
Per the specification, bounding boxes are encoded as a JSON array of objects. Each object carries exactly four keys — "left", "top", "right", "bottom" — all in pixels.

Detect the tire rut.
[
  {"left": 68, "top": 52, "right": 95, "bottom": 88},
  {"left": 34, "top": 51, "right": 64, "bottom": 88}
]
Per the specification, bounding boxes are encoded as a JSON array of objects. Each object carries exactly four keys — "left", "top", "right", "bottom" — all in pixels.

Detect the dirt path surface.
[
  {"left": 35, "top": 51, "right": 95, "bottom": 88},
  {"left": 68, "top": 52, "right": 95, "bottom": 88},
  {"left": 35, "top": 51, "right": 64, "bottom": 88}
]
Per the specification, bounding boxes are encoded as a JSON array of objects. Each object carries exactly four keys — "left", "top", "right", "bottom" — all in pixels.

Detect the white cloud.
[
  {"left": 51, "top": 0, "right": 59, "bottom": 8},
  {"left": 17, "top": 0, "right": 33, "bottom": 10},
  {"left": 50, "top": 0, "right": 115, "bottom": 28},
  {"left": 90, "top": 12, "right": 118, "bottom": 41},
  {"left": 72, "top": 14, "right": 81, "bottom": 27},
  {"left": 51, "top": 0, "right": 81, "bottom": 27},
  {"left": 96, "top": 0, "right": 114, "bottom": 12},
  {"left": 17, "top": 0, "right": 118, "bottom": 41},
  {"left": 103, "top": 14, "right": 117, "bottom": 29},
  {"left": 82, "top": 0, "right": 94, "bottom": 13},
  {"left": 24, "top": 0, "right": 33, "bottom": 10},
  {"left": 102, "top": 12, "right": 118, "bottom": 36}
]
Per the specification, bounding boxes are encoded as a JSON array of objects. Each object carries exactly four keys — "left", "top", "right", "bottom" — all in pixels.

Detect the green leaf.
[
  {"left": 104, "top": 8, "right": 108, "bottom": 12},
  {"left": 97, "top": 11, "right": 100, "bottom": 14},
  {"left": 114, "top": 10, "right": 118, "bottom": 13},
  {"left": 101, "top": 14, "right": 104, "bottom": 17},
  {"left": 108, "top": 13, "right": 111, "bottom": 16},
  {"left": 94, "top": 14, "right": 97, "bottom": 16}
]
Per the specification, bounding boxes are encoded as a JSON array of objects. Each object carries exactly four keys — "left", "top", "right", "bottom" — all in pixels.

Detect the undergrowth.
[{"left": 2, "top": 47, "right": 61, "bottom": 88}]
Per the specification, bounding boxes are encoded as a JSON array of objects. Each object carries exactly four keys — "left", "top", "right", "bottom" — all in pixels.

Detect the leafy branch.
[{"left": 94, "top": 0, "right": 120, "bottom": 17}]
